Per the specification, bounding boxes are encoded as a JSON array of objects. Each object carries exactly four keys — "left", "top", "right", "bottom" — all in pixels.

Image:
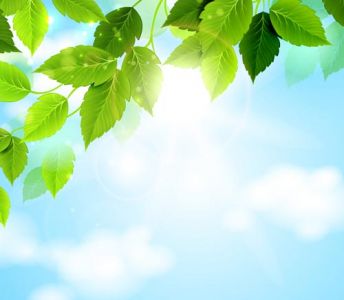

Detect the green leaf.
[
  {"left": 164, "top": 0, "right": 213, "bottom": 31},
  {"left": 0, "top": 13, "right": 19, "bottom": 53},
  {"left": 166, "top": 34, "right": 202, "bottom": 68},
  {"left": 0, "top": 186, "right": 10, "bottom": 227},
  {"left": 239, "top": 12, "right": 280, "bottom": 82},
  {"left": 81, "top": 70, "right": 130, "bottom": 148},
  {"left": 36, "top": 45, "right": 117, "bottom": 87},
  {"left": 201, "top": 43, "right": 238, "bottom": 99},
  {"left": 199, "top": 0, "right": 253, "bottom": 50},
  {"left": 320, "top": 22, "right": 344, "bottom": 78},
  {"left": 52, "top": 0, "right": 105, "bottom": 23},
  {"left": 42, "top": 145, "right": 75, "bottom": 197},
  {"left": 23, "top": 167, "right": 47, "bottom": 201},
  {"left": 122, "top": 47, "right": 163, "bottom": 114},
  {"left": 24, "top": 93, "right": 68, "bottom": 142},
  {"left": 0, "top": 128, "right": 11, "bottom": 152},
  {"left": 0, "top": 137, "right": 28, "bottom": 184},
  {"left": 302, "top": 0, "right": 328, "bottom": 19},
  {"left": 0, "top": 61, "right": 31, "bottom": 102},
  {"left": 285, "top": 46, "right": 318, "bottom": 86},
  {"left": 0, "top": 0, "right": 26, "bottom": 15},
  {"left": 323, "top": 0, "right": 344, "bottom": 26},
  {"left": 13, "top": 0, "right": 49, "bottom": 54},
  {"left": 270, "top": 0, "right": 329, "bottom": 46},
  {"left": 94, "top": 7, "right": 142, "bottom": 58}
]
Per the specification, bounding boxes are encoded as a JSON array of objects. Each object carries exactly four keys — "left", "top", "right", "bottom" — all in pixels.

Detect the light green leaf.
[
  {"left": 320, "top": 22, "right": 344, "bottom": 78},
  {"left": 199, "top": 0, "right": 253, "bottom": 50},
  {"left": 23, "top": 167, "right": 47, "bottom": 201},
  {"left": 0, "top": 61, "right": 31, "bottom": 102},
  {"left": 81, "top": 70, "right": 130, "bottom": 148},
  {"left": 240, "top": 12, "right": 280, "bottom": 82},
  {"left": 302, "top": 0, "right": 328, "bottom": 19},
  {"left": 13, "top": 0, "right": 49, "bottom": 54},
  {"left": 0, "top": 0, "right": 26, "bottom": 15},
  {"left": 0, "top": 186, "right": 10, "bottom": 227},
  {"left": 0, "top": 128, "right": 11, "bottom": 152},
  {"left": 42, "top": 145, "right": 75, "bottom": 197},
  {"left": 0, "top": 137, "right": 28, "bottom": 184},
  {"left": 201, "top": 42, "right": 238, "bottom": 99},
  {"left": 323, "top": 0, "right": 344, "bottom": 26},
  {"left": 94, "top": 7, "right": 142, "bottom": 58},
  {"left": 24, "top": 93, "right": 68, "bottom": 142},
  {"left": 52, "top": 0, "right": 105, "bottom": 23},
  {"left": 270, "top": 0, "right": 329, "bottom": 46},
  {"left": 122, "top": 47, "right": 163, "bottom": 114},
  {"left": 164, "top": 0, "right": 213, "bottom": 31},
  {"left": 166, "top": 34, "right": 202, "bottom": 68},
  {"left": 285, "top": 46, "right": 318, "bottom": 86},
  {"left": 36, "top": 45, "right": 117, "bottom": 87},
  {"left": 0, "top": 13, "right": 19, "bottom": 53}
]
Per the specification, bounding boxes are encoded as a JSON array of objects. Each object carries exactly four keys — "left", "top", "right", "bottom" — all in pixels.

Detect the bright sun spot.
[{"left": 155, "top": 66, "right": 211, "bottom": 126}]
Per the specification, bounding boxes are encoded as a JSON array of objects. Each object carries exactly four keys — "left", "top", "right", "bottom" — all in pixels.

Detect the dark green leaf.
[
  {"left": 240, "top": 12, "right": 280, "bottom": 82},
  {"left": 323, "top": 0, "right": 344, "bottom": 26},
  {"left": 0, "top": 13, "right": 19, "bottom": 53},
  {"left": 94, "top": 7, "right": 142, "bottom": 58},
  {"left": 164, "top": 0, "right": 213, "bottom": 31}
]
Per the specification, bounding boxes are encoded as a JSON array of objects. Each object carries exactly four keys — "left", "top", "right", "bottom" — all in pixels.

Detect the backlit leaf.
[
  {"left": 81, "top": 70, "right": 130, "bottom": 148},
  {"left": 0, "top": 128, "right": 11, "bottom": 152},
  {"left": 24, "top": 93, "right": 68, "bottom": 141},
  {"left": 320, "top": 22, "right": 344, "bottom": 78},
  {"left": 52, "top": 0, "right": 105, "bottom": 23},
  {"left": 122, "top": 47, "right": 163, "bottom": 114},
  {"left": 201, "top": 42, "right": 238, "bottom": 99},
  {"left": 270, "top": 0, "right": 329, "bottom": 46},
  {"left": 0, "top": 0, "right": 26, "bottom": 15},
  {"left": 23, "top": 167, "right": 47, "bottom": 201},
  {"left": 0, "top": 61, "right": 31, "bottom": 102},
  {"left": 42, "top": 145, "right": 75, "bottom": 197},
  {"left": 0, "top": 136, "right": 28, "bottom": 184},
  {"left": 199, "top": 0, "right": 253, "bottom": 50},
  {"left": 13, "top": 0, "right": 49, "bottom": 54},
  {"left": 0, "top": 186, "right": 10, "bottom": 227},
  {"left": 36, "top": 45, "right": 117, "bottom": 87},
  {"left": 166, "top": 34, "right": 202, "bottom": 68}
]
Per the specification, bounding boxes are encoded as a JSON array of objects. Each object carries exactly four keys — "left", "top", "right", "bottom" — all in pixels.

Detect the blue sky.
[{"left": 1, "top": 0, "right": 344, "bottom": 299}]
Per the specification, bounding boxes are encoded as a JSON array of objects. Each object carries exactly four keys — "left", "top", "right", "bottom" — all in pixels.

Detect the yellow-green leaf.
[
  {"left": 42, "top": 145, "right": 75, "bottom": 197},
  {"left": 24, "top": 93, "right": 68, "bottom": 142},
  {"left": 0, "top": 186, "right": 10, "bottom": 227},
  {"left": 13, "top": 0, "right": 49, "bottom": 54}
]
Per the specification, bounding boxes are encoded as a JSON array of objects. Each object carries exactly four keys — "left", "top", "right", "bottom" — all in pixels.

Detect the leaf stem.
[
  {"left": 67, "top": 106, "right": 81, "bottom": 118},
  {"left": 67, "top": 87, "right": 78, "bottom": 99},
  {"left": 133, "top": 0, "right": 143, "bottom": 7},
  {"left": 145, "top": 0, "right": 164, "bottom": 52},
  {"left": 30, "top": 84, "right": 63, "bottom": 95},
  {"left": 11, "top": 127, "right": 24, "bottom": 135}
]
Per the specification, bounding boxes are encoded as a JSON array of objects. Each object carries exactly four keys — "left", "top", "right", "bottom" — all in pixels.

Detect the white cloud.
[
  {"left": 29, "top": 285, "right": 72, "bottom": 300},
  {"left": 0, "top": 217, "right": 173, "bottom": 297},
  {"left": 46, "top": 228, "right": 173, "bottom": 295},
  {"left": 224, "top": 166, "right": 344, "bottom": 239}
]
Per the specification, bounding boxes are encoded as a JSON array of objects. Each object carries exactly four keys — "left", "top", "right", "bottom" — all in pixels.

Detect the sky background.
[{"left": 1, "top": 0, "right": 344, "bottom": 299}]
